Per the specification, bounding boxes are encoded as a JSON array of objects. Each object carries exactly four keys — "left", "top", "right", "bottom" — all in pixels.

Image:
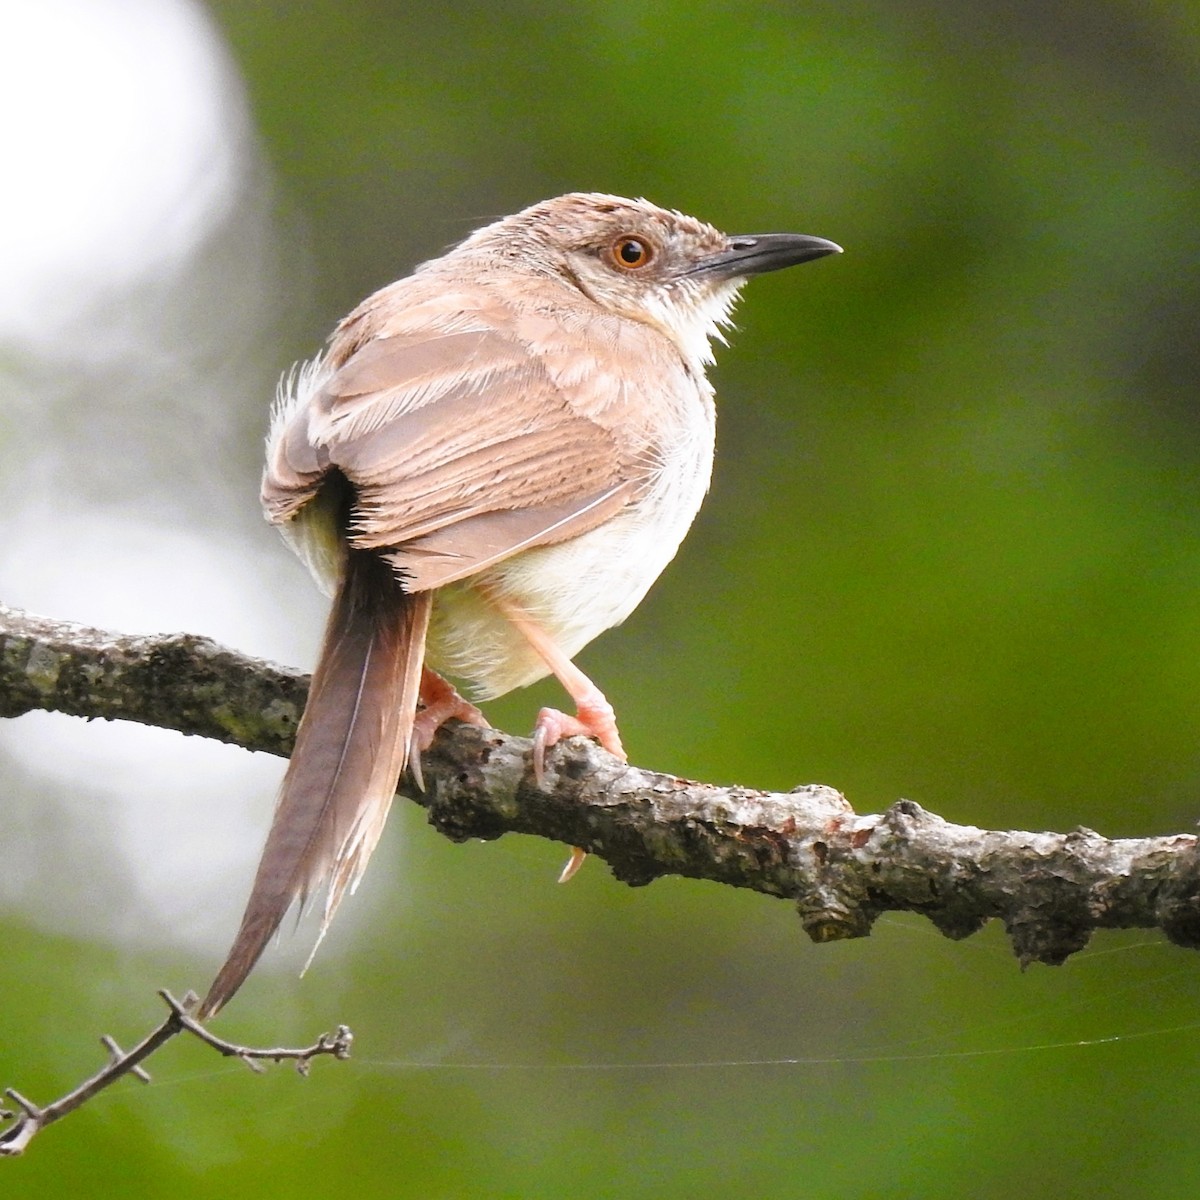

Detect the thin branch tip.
[{"left": 0, "top": 987, "right": 352, "bottom": 1157}]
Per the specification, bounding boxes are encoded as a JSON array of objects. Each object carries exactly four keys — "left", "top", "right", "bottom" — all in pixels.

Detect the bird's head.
[{"left": 451, "top": 192, "right": 841, "bottom": 365}]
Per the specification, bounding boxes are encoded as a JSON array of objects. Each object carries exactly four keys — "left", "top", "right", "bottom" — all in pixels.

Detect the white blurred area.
[
  {"left": 0, "top": 0, "right": 237, "bottom": 349},
  {"left": 0, "top": 0, "right": 341, "bottom": 959}
]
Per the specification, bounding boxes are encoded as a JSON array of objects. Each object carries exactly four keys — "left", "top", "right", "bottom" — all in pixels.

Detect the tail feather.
[{"left": 198, "top": 550, "right": 429, "bottom": 1020}]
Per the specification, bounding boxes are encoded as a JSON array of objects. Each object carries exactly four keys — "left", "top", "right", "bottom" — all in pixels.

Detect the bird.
[{"left": 197, "top": 192, "right": 840, "bottom": 1019}]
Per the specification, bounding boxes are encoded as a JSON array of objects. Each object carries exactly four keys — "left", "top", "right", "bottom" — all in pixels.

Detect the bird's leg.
[
  {"left": 482, "top": 595, "right": 627, "bottom": 881},
  {"left": 408, "top": 667, "right": 489, "bottom": 791},
  {"left": 497, "top": 605, "right": 625, "bottom": 774}
]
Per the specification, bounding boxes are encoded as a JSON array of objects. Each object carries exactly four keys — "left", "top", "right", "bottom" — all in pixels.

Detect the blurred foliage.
[{"left": 6, "top": 0, "right": 1200, "bottom": 1196}]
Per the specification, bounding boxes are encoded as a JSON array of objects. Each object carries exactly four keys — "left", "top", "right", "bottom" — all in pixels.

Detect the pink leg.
[
  {"left": 408, "top": 668, "right": 489, "bottom": 791},
  {"left": 497, "top": 608, "right": 625, "bottom": 778},
  {"left": 484, "top": 598, "right": 628, "bottom": 882}
]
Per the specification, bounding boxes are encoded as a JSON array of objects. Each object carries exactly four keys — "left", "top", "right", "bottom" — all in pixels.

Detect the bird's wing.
[{"left": 263, "top": 326, "right": 649, "bottom": 590}]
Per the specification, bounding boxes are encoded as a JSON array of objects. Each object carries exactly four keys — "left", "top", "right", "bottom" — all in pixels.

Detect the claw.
[
  {"left": 407, "top": 728, "right": 426, "bottom": 793},
  {"left": 557, "top": 846, "right": 588, "bottom": 883}
]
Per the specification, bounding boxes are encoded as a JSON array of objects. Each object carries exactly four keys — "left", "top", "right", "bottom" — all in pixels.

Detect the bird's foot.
[
  {"left": 531, "top": 693, "right": 625, "bottom": 785},
  {"left": 531, "top": 691, "right": 625, "bottom": 881},
  {"left": 408, "top": 670, "right": 489, "bottom": 791}
]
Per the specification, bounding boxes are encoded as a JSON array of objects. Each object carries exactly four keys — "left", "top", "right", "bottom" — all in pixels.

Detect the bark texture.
[{"left": 4, "top": 602, "right": 1200, "bottom": 965}]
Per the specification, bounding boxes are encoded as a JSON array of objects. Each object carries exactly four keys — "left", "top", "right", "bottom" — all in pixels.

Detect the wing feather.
[{"left": 264, "top": 324, "right": 651, "bottom": 586}]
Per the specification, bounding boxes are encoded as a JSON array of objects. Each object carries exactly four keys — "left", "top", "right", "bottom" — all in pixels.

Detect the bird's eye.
[{"left": 611, "top": 236, "right": 653, "bottom": 269}]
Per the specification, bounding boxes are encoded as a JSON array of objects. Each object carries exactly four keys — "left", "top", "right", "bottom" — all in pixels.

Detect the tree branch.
[
  {"left": 4, "top": 601, "right": 1200, "bottom": 969},
  {"left": 0, "top": 990, "right": 351, "bottom": 1156}
]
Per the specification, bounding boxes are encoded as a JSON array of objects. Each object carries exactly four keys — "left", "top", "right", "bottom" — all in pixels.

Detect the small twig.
[
  {"left": 0, "top": 990, "right": 351, "bottom": 1157},
  {"left": 157, "top": 990, "right": 353, "bottom": 1076}
]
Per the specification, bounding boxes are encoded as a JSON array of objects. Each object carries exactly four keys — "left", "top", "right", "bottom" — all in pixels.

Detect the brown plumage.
[
  {"left": 197, "top": 193, "right": 840, "bottom": 1018},
  {"left": 201, "top": 546, "right": 429, "bottom": 1014}
]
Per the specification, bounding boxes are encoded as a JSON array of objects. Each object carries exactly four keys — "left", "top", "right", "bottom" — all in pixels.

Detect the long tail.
[{"left": 198, "top": 550, "right": 430, "bottom": 1020}]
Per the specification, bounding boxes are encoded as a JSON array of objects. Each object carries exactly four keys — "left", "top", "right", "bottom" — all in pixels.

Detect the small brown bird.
[{"left": 198, "top": 193, "right": 839, "bottom": 1018}]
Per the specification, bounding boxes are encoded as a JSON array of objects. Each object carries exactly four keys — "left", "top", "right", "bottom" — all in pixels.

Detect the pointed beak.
[{"left": 690, "top": 232, "right": 843, "bottom": 281}]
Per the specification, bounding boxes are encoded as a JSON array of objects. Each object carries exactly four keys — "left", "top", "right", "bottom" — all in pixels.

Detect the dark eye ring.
[{"left": 611, "top": 236, "right": 652, "bottom": 269}]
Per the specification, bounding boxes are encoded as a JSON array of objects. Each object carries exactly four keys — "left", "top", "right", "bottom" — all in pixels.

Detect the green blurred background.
[{"left": 3, "top": 1, "right": 1200, "bottom": 1196}]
